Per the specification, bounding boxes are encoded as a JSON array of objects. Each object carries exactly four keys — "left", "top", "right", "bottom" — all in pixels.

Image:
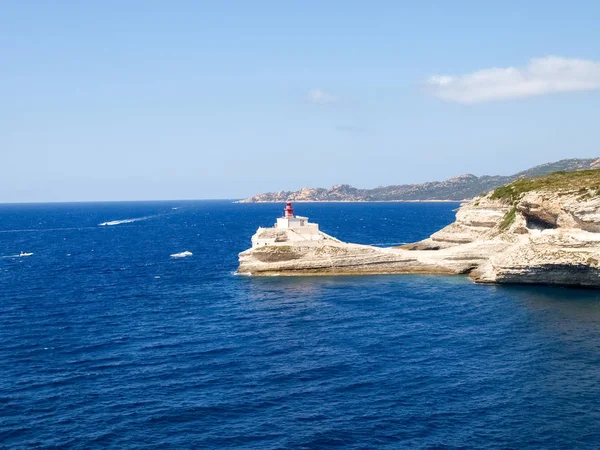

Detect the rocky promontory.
[{"left": 238, "top": 170, "right": 600, "bottom": 288}]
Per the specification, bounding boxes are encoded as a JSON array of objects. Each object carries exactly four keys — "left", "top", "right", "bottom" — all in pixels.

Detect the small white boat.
[
  {"left": 19, "top": 252, "right": 33, "bottom": 257},
  {"left": 170, "top": 251, "right": 193, "bottom": 258}
]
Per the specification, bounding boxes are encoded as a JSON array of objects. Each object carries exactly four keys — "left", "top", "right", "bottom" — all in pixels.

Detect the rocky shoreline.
[{"left": 238, "top": 170, "right": 600, "bottom": 288}]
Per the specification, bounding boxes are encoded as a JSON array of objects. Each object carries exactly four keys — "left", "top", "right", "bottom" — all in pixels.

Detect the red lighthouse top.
[{"left": 284, "top": 202, "right": 294, "bottom": 218}]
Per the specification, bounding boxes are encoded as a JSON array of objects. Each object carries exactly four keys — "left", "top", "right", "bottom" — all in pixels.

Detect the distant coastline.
[
  {"left": 239, "top": 157, "right": 600, "bottom": 204},
  {"left": 236, "top": 199, "right": 462, "bottom": 203}
]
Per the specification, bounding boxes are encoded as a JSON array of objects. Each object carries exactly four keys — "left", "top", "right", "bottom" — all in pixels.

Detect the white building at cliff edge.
[
  {"left": 276, "top": 202, "right": 318, "bottom": 230},
  {"left": 251, "top": 202, "right": 322, "bottom": 248}
]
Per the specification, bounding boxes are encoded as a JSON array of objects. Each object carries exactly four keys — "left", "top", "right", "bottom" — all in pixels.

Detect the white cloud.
[
  {"left": 425, "top": 56, "right": 600, "bottom": 104},
  {"left": 308, "top": 88, "right": 336, "bottom": 104}
]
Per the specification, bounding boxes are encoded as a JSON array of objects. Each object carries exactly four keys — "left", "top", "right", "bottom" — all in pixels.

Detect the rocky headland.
[
  {"left": 238, "top": 170, "right": 600, "bottom": 288},
  {"left": 239, "top": 157, "right": 600, "bottom": 203}
]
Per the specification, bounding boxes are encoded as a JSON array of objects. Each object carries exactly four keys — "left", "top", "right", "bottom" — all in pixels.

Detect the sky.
[{"left": 2, "top": 1, "right": 600, "bottom": 202}]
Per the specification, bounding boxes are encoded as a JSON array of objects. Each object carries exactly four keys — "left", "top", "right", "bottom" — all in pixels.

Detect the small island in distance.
[{"left": 239, "top": 157, "right": 600, "bottom": 203}]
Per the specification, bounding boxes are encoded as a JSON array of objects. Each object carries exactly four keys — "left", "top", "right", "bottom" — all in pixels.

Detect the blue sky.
[{"left": 2, "top": 1, "right": 600, "bottom": 202}]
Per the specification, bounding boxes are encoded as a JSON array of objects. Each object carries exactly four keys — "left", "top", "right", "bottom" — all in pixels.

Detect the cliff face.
[
  {"left": 470, "top": 189, "right": 600, "bottom": 287},
  {"left": 238, "top": 157, "right": 600, "bottom": 203},
  {"left": 238, "top": 170, "right": 600, "bottom": 288}
]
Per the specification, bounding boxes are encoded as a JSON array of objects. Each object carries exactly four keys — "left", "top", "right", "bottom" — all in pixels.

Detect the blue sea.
[{"left": 1, "top": 201, "right": 600, "bottom": 449}]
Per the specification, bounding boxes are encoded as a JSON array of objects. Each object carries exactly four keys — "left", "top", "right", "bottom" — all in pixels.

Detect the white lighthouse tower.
[
  {"left": 251, "top": 202, "right": 322, "bottom": 248},
  {"left": 275, "top": 202, "right": 317, "bottom": 230}
]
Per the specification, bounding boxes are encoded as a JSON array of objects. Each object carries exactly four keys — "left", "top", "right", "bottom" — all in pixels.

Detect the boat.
[
  {"left": 19, "top": 252, "right": 33, "bottom": 257},
  {"left": 170, "top": 251, "right": 192, "bottom": 258}
]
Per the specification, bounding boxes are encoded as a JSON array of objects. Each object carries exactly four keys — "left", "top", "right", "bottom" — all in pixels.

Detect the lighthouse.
[
  {"left": 284, "top": 201, "right": 294, "bottom": 218},
  {"left": 251, "top": 202, "right": 322, "bottom": 248},
  {"left": 275, "top": 202, "right": 315, "bottom": 230}
]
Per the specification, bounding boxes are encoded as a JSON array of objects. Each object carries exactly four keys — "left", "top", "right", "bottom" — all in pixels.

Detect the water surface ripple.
[{"left": 1, "top": 201, "right": 599, "bottom": 449}]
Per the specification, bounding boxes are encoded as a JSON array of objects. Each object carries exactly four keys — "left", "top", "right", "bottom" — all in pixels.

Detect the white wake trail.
[
  {"left": 1, "top": 252, "right": 33, "bottom": 258},
  {"left": 98, "top": 216, "right": 153, "bottom": 226}
]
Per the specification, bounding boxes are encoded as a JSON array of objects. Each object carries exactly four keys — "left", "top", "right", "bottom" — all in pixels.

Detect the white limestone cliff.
[{"left": 238, "top": 172, "right": 600, "bottom": 288}]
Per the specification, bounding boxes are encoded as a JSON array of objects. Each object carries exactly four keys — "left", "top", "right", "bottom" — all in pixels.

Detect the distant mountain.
[{"left": 239, "top": 158, "right": 600, "bottom": 202}]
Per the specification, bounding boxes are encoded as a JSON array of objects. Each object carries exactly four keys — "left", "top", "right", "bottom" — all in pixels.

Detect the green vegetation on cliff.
[
  {"left": 491, "top": 169, "right": 600, "bottom": 203},
  {"left": 499, "top": 206, "right": 517, "bottom": 231}
]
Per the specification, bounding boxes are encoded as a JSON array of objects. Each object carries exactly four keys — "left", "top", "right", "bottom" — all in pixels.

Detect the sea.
[{"left": 1, "top": 201, "right": 600, "bottom": 449}]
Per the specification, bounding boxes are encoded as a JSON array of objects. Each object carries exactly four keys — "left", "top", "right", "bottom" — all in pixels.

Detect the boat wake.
[
  {"left": 99, "top": 216, "right": 154, "bottom": 226},
  {"left": 1, "top": 252, "right": 33, "bottom": 258},
  {"left": 0, "top": 227, "right": 96, "bottom": 234},
  {"left": 170, "top": 251, "right": 193, "bottom": 258}
]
